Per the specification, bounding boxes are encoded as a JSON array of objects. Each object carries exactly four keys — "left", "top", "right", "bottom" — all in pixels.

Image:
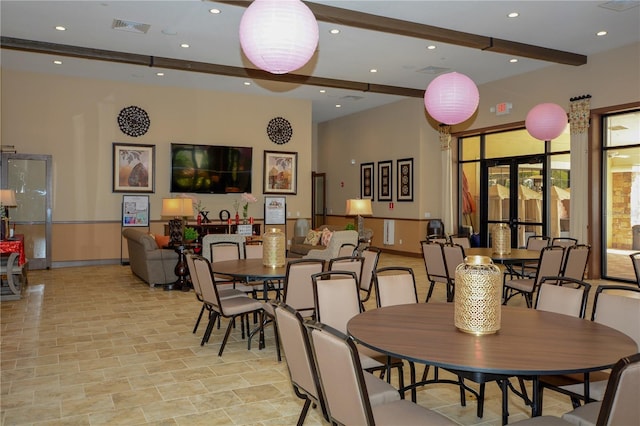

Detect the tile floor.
[{"left": 3, "top": 253, "right": 617, "bottom": 425}]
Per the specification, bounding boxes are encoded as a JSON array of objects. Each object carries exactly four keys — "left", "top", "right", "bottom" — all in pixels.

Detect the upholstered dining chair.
[
  {"left": 535, "top": 276, "right": 591, "bottom": 319},
  {"left": 420, "top": 240, "right": 452, "bottom": 302},
  {"left": 338, "top": 242, "right": 357, "bottom": 257},
  {"left": 306, "top": 321, "right": 457, "bottom": 426},
  {"left": 358, "top": 246, "right": 382, "bottom": 305},
  {"left": 190, "top": 255, "right": 265, "bottom": 356},
  {"left": 273, "top": 302, "right": 401, "bottom": 426},
  {"left": 538, "top": 285, "right": 640, "bottom": 408},
  {"left": 631, "top": 252, "right": 640, "bottom": 287},
  {"left": 282, "top": 258, "right": 325, "bottom": 318},
  {"left": 561, "top": 244, "right": 591, "bottom": 281},
  {"left": 449, "top": 234, "right": 471, "bottom": 249},
  {"left": 328, "top": 255, "right": 364, "bottom": 287},
  {"left": 551, "top": 236, "right": 578, "bottom": 248},
  {"left": 503, "top": 245, "right": 565, "bottom": 307},
  {"left": 209, "top": 241, "right": 255, "bottom": 295},
  {"left": 511, "top": 353, "right": 640, "bottom": 426},
  {"left": 520, "top": 235, "right": 551, "bottom": 277},
  {"left": 311, "top": 270, "right": 405, "bottom": 387},
  {"left": 373, "top": 266, "right": 418, "bottom": 308},
  {"left": 441, "top": 243, "right": 466, "bottom": 300}
]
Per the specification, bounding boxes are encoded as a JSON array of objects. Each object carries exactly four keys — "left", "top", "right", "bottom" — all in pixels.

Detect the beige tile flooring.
[{"left": 1, "top": 253, "right": 624, "bottom": 425}]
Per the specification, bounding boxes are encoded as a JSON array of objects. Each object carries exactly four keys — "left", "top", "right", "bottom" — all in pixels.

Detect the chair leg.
[
  {"left": 218, "top": 316, "right": 236, "bottom": 356},
  {"left": 477, "top": 382, "right": 486, "bottom": 418},
  {"left": 297, "top": 399, "right": 312, "bottom": 426},
  {"left": 201, "top": 311, "right": 217, "bottom": 346},
  {"left": 193, "top": 304, "right": 205, "bottom": 334},
  {"left": 425, "top": 282, "right": 436, "bottom": 302}
]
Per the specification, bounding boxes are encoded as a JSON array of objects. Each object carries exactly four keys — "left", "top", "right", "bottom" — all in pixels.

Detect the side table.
[{"left": 164, "top": 242, "right": 200, "bottom": 292}]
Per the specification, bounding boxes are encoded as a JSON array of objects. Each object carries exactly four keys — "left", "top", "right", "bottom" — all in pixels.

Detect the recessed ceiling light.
[
  {"left": 426, "top": 45, "right": 436, "bottom": 50},
  {"left": 209, "top": 8, "right": 221, "bottom": 14},
  {"left": 53, "top": 60, "right": 63, "bottom": 65},
  {"left": 319, "top": 89, "right": 326, "bottom": 93},
  {"left": 597, "top": 30, "right": 608, "bottom": 36},
  {"left": 244, "top": 81, "right": 251, "bottom": 86},
  {"left": 156, "top": 72, "right": 164, "bottom": 76},
  {"left": 509, "top": 58, "right": 518, "bottom": 63},
  {"left": 180, "top": 43, "right": 190, "bottom": 48},
  {"left": 55, "top": 25, "right": 66, "bottom": 31},
  {"left": 335, "top": 104, "right": 342, "bottom": 108},
  {"left": 507, "top": 12, "right": 519, "bottom": 18},
  {"left": 370, "top": 69, "right": 377, "bottom": 73},
  {"left": 330, "top": 28, "right": 340, "bottom": 34}
]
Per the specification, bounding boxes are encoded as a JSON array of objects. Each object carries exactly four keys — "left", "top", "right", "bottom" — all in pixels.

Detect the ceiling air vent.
[
  {"left": 340, "top": 95, "right": 364, "bottom": 101},
  {"left": 416, "top": 66, "right": 450, "bottom": 75},
  {"left": 598, "top": 1, "right": 639, "bottom": 12},
  {"left": 112, "top": 19, "right": 151, "bottom": 34}
]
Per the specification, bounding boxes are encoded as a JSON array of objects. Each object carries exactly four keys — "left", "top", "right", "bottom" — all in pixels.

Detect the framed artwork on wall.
[
  {"left": 377, "top": 160, "right": 392, "bottom": 201},
  {"left": 112, "top": 143, "right": 155, "bottom": 193},
  {"left": 397, "top": 158, "right": 414, "bottom": 201},
  {"left": 263, "top": 151, "right": 297, "bottom": 194},
  {"left": 360, "top": 162, "right": 374, "bottom": 199}
]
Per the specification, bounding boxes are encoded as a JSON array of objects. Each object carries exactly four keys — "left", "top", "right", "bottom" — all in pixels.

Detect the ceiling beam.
[
  {"left": 216, "top": 0, "right": 587, "bottom": 66},
  {"left": 0, "top": 37, "right": 425, "bottom": 98}
]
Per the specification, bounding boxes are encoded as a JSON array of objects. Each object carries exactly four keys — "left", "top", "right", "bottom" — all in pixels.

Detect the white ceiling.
[{"left": 1, "top": 0, "right": 639, "bottom": 123}]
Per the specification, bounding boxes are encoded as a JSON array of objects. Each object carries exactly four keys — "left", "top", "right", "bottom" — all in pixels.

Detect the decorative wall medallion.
[
  {"left": 117, "top": 106, "right": 150, "bottom": 137},
  {"left": 267, "top": 117, "right": 293, "bottom": 144}
]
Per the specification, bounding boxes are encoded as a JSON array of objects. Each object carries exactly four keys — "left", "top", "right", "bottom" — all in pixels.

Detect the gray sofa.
[{"left": 122, "top": 228, "right": 179, "bottom": 287}]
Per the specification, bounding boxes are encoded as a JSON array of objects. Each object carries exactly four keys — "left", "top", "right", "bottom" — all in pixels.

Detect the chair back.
[
  {"left": 421, "top": 241, "right": 448, "bottom": 283},
  {"left": 562, "top": 244, "right": 590, "bottom": 280},
  {"left": 442, "top": 243, "right": 465, "bottom": 281},
  {"left": 244, "top": 241, "right": 263, "bottom": 259},
  {"left": 552, "top": 237, "right": 578, "bottom": 248},
  {"left": 374, "top": 267, "right": 418, "bottom": 307},
  {"left": 450, "top": 235, "right": 471, "bottom": 249},
  {"left": 631, "top": 252, "right": 640, "bottom": 287},
  {"left": 597, "top": 353, "right": 640, "bottom": 426},
  {"left": 328, "top": 256, "right": 364, "bottom": 286},
  {"left": 185, "top": 254, "right": 203, "bottom": 301},
  {"left": 338, "top": 243, "right": 356, "bottom": 257},
  {"left": 534, "top": 245, "right": 565, "bottom": 286},
  {"left": 191, "top": 255, "right": 222, "bottom": 310},
  {"left": 427, "top": 234, "right": 448, "bottom": 244},
  {"left": 312, "top": 271, "right": 361, "bottom": 334},
  {"left": 592, "top": 285, "right": 640, "bottom": 350},
  {"left": 307, "top": 322, "right": 373, "bottom": 425},
  {"left": 273, "top": 303, "right": 322, "bottom": 403},
  {"left": 359, "top": 247, "right": 381, "bottom": 297},
  {"left": 526, "top": 235, "right": 551, "bottom": 251},
  {"left": 210, "top": 241, "right": 241, "bottom": 262},
  {"left": 283, "top": 259, "right": 325, "bottom": 316},
  {"left": 535, "top": 277, "right": 591, "bottom": 318}
]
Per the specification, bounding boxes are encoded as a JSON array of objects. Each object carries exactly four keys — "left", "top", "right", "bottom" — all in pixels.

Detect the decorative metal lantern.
[
  {"left": 454, "top": 256, "right": 502, "bottom": 335},
  {"left": 424, "top": 72, "right": 480, "bottom": 125},
  {"left": 263, "top": 228, "right": 286, "bottom": 267},
  {"left": 525, "top": 103, "right": 567, "bottom": 141},
  {"left": 492, "top": 223, "right": 511, "bottom": 255}
]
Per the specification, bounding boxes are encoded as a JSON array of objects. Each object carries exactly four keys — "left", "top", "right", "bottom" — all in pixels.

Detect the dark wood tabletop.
[
  {"left": 465, "top": 247, "right": 541, "bottom": 264},
  {"left": 211, "top": 258, "right": 288, "bottom": 281},
  {"left": 347, "top": 303, "right": 636, "bottom": 376}
]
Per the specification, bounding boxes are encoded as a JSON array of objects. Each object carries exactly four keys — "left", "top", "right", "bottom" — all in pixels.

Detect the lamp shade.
[
  {"left": 239, "top": 0, "right": 319, "bottom": 74},
  {"left": 424, "top": 72, "right": 479, "bottom": 125},
  {"left": 525, "top": 103, "right": 567, "bottom": 141},
  {"left": 161, "top": 198, "right": 194, "bottom": 217},
  {"left": 0, "top": 189, "right": 17, "bottom": 207},
  {"left": 346, "top": 199, "right": 373, "bottom": 216}
]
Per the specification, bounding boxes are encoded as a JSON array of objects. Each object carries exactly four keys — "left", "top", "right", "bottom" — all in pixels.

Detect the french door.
[{"left": 481, "top": 155, "right": 546, "bottom": 248}]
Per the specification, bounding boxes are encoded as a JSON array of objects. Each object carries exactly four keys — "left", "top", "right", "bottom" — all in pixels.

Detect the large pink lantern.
[
  {"left": 424, "top": 72, "right": 480, "bottom": 125},
  {"left": 525, "top": 103, "right": 567, "bottom": 141},
  {"left": 239, "top": 0, "right": 319, "bottom": 75}
]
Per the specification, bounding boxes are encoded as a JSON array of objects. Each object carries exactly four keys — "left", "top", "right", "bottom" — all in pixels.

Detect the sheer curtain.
[
  {"left": 440, "top": 125, "right": 454, "bottom": 235},
  {"left": 569, "top": 95, "right": 591, "bottom": 244}
]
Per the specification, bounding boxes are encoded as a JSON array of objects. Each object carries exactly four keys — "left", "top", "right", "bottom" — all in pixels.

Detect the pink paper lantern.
[
  {"left": 424, "top": 72, "right": 479, "bottom": 125},
  {"left": 525, "top": 103, "right": 567, "bottom": 141},
  {"left": 239, "top": 0, "right": 319, "bottom": 75}
]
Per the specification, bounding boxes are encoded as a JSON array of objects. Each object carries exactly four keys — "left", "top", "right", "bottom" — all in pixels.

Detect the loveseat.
[
  {"left": 288, "top": 225, "right": 359, "bottom": 260},
  {"left": 122, "top": 228, "right": 179, "bottom": 287}
]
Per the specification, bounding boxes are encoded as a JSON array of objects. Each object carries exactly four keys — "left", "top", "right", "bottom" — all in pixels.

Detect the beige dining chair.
[
  {"left": 358, "top": 246, "right": 381, "bottom": 305},
  {"left": 273, "top": 302, "right": 401, "bottom": 425},
  {"left": 209, "top": 241, "right": 255, "bottom": 296},
  {"left": 449, "top": 234, "right": 471, "bottom": 249},
  {"left": 191, "top": 255, "right": 265, "bottom": 356},
  {"left": 420, "top": 240, "right": 452, "bottom": 302},
  {"left": 552, "top": 236, "right": 578, "bottom": 248},
  {"left": 503, "top": 245, "right": 565, "bottom": 307},
  {"left": 373, "top": 266, "right": 418, "bottom": 308},
  {"left": 631, "top": 252, "right": 640, "bottom": 287},
  {"left": 520, "top": 235, "right": 551, "bottom": 277},
  {"left": 306, "top": 321, "right": 457, "bottom": 426},
  {"left": 442, "top": 242, "right": 466, "bottom": 300},
  {"left": 538, "top": 284, "right": 640, "bottom": 408},
  {"left": 511, "top": 353, "right": 640, "bottom": 426},
  {"left": 338, "top": 243, "right": 357, "bottom": 257},
  {"left": 328, "top": 255, "right": 364, "bottom": 287},
  {"left": 561, "top": 244, "right": 590, "bottom": 281},
  {"left": 282, "top": 258, "right": 325, "bottom": 318},
  {"left": 311, "top": 270, "right": 405, "bottom": 386}
]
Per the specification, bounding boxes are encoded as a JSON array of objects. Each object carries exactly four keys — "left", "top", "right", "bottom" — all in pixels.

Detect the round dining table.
[
  {"left": 210, "top": 258, "right": 289, "bottom": 300},
  {"left": 347, "top": 303, "right": 636, "bottom": 424}
]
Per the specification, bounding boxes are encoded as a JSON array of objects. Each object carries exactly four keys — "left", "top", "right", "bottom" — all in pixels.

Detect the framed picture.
[
  {"left": 113, "top": 143, "right": 155, "bottom": 193},
  {"left": 397, "top": 158, "right": 414, "bottom": 201},
  {"left": 377, "top": 160, "right": 392, "bottom": 201},
  {"left": 360, "top": 162, "right": 374, "bottom": 199},
  {"left": 264, "top": 196, "right": 287, "bottom": 225},
  {"left": 122, "top": 195, "right": 150, "bottom": 227},
  {"left": 263, "top": 151, "right": 297, "bottom": 194}
]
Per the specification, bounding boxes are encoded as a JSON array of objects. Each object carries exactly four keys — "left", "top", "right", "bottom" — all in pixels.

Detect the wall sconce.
[
  {"left": 161, "top": 198, "right": 194, "bottom": 245},
  {"left": 345, "top": 198, "right": 373, "bottom": 239}
]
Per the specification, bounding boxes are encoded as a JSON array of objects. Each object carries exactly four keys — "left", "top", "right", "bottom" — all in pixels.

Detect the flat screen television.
[{"left": 170, "top": 143, "right": 252, "bottom": 194}]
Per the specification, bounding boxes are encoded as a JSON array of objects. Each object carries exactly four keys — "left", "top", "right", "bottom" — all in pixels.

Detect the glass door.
[
  {"left": 482, "top": 155, "right": 546, "bottom": 248},
  {"left": 1, "top": 154, "right": 52, "bottom": 270},
  {"left": 311, "top": 172, "right": 326, "bottom": 229}
]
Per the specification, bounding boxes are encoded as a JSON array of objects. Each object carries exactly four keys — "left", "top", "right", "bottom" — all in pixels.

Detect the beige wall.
[{"left": 316, "top": 42, "right": 640, "bottom": 254}]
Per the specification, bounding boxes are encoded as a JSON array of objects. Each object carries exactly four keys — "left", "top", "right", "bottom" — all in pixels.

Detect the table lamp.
[
  {"left": 345, "top": 198, "right": 373, "bottom": 239},
  {"left": 161, "top": 198, "right": 194, "bottom": 245},
  {"left": 0, "top": 189, "right": 17, "bottom": 240}
]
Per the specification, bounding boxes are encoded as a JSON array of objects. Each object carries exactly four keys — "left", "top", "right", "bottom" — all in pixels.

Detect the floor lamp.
[
  {"left": 161, "top": 198, "right": 194, "bottom": 246},
  {"left": 345, "top": 198, "right": 373, "bottom": 241}
]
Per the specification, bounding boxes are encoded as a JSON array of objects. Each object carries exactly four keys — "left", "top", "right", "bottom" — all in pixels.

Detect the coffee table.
[{"left": 347, "top": 303, "right": 636, "bottom": 424}]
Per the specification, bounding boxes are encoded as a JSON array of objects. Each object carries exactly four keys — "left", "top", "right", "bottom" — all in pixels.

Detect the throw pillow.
[
  {"left": 303, "top": 230, "right": 321, "bottom": 246},
  {"left": 321, "top": 228, "right": 333, "bottom": 246},
  {"left": 155, "top": 234, "right": 171, "bottom": 248}
]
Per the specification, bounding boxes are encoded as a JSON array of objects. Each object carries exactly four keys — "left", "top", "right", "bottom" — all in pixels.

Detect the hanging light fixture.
[
  {"left": 424, "top": 72, "right": 479, "bottom": 125},
  {"left": 525, "top": 103, "right": 567, "bottom": 141},
  {"left": 239, "top": 0, "right": 319, "bottom": 75}
]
